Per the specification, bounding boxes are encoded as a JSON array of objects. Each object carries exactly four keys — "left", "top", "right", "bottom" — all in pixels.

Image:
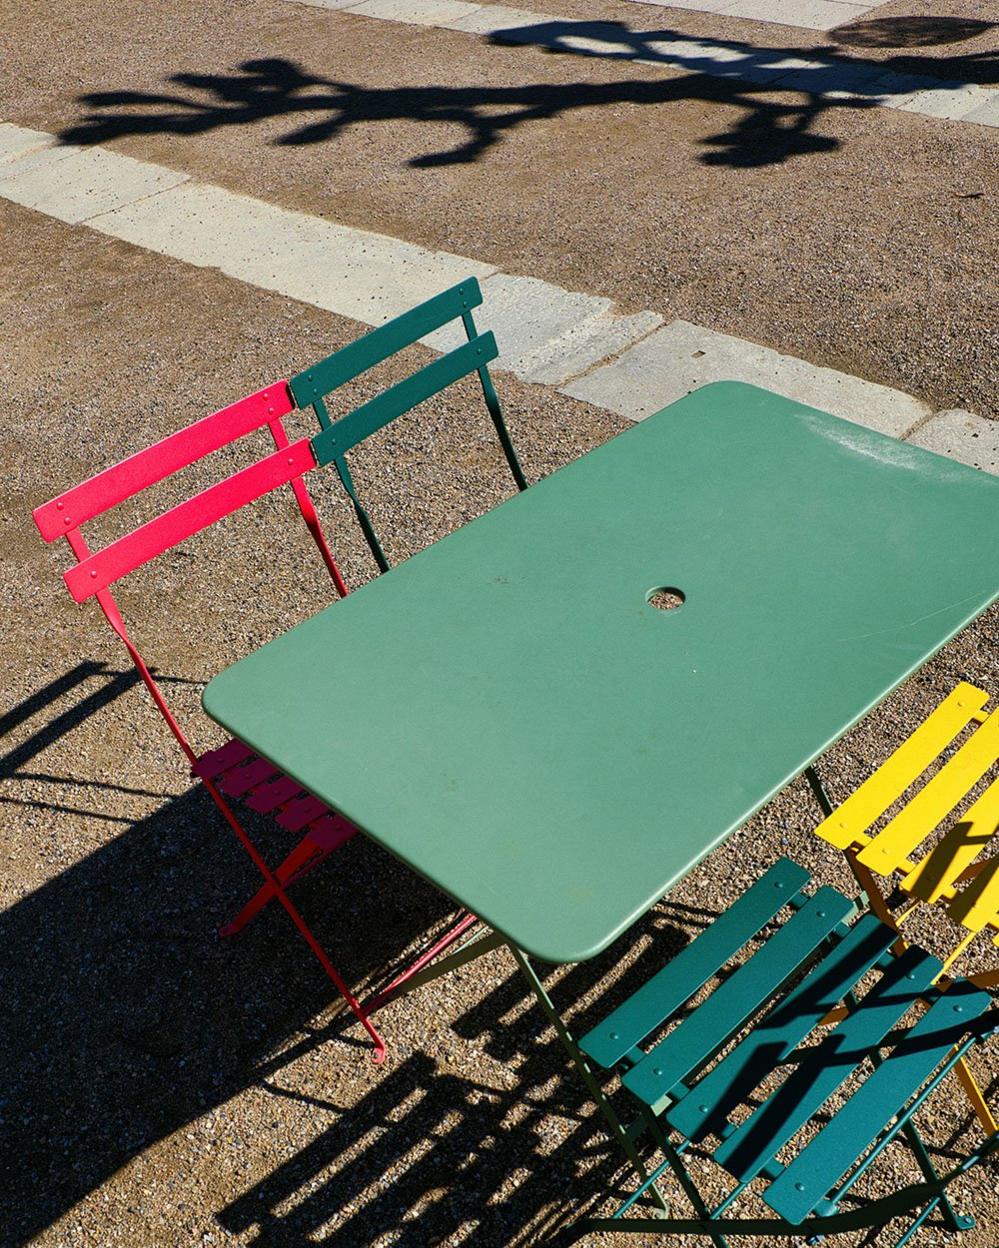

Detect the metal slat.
[
  {"left": 903, "top": 775, "right": 999, "bottom": 906},
  {"left": 814, "top": 683, "right": 987, "bottom": 851},
  {"left": 245, "top": 774, "right": 302, "bottom": 814},
  {"left": 580, "top": 859, "right": 810, "bottom": 1071},
  {"left": 667, "top": 914, "right": 897, "bottom": 1143},
  {"left": 713, "top": 945, "right": 941, "bottom": 1185},
  {"left": 289, "top": 278, "right": 483, "bottom": 407},
  {"left": 622, "top": 888, "right": 853, "bottom": 1107},
  {"left": 193, "top": 738, "right": 254, "bottom": 779},
  {"left": 310, "top": 334, "right": 498, "bottom": 466},
  {"left": 218, "top": 757, "right": 278, "bottom": 797},
  {"left": 857, "top": 708, "right": 999, "bottom": 877},
  {"left": 764, "top": 979, "right": 992, "bottom": 1224}
]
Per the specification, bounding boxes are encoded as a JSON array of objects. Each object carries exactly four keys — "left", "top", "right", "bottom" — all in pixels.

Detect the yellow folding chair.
[{"left": 813, "top": 680, "right": 999, "bottom": 1133}]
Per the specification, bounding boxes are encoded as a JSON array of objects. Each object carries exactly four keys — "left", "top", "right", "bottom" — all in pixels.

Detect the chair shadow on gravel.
[
  {"left": 57, "top": 18, "right": 998, "bottom": 173},
  {"left": 0, "top": 661, "right": 474, "bottom": 1247}
]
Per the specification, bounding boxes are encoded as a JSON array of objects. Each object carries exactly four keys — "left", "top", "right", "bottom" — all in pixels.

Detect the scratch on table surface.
[{"left": 826, "top": 592, "right": 994, "bottom": 645}]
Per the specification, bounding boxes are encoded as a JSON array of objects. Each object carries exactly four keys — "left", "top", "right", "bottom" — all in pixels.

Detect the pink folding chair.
[{"left": 31, "top": 381, "right": 396, "bottom": 1057}]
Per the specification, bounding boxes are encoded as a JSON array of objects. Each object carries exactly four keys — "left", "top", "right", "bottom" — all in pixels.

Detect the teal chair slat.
[
  {"left": 289, "top": 277, "right": 484, "bottom": 405},
  {"left": 290, "top": 277, "right": 526, "bottom": 572},
  {"left": 711, "top": 943, "right": 942, "bottom": 1184},
  {"left": 622, "top": 887, "right": 852, "bottom": 1108},
  {"left": 310, "top": 333, "right": 499, "bottom": 465},
  {"left": 575, "top": 861, "right": 996, "bottom": 1245},
  {"left": 580, "top": 858, "right": 809, "bottom": 1071},
  {"left": 764, "top": 978, "right": 994, "bottom": 1225},
  {"left": 667, "top": 913, "right": 897, "bottom": 1143}
]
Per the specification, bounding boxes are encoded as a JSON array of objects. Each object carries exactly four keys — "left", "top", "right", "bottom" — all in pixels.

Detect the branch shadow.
[{"left": 56, "top": 17, "right": 999, "bottom": 174}]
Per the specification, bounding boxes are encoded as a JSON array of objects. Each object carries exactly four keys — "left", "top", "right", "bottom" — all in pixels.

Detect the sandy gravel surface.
[
  {"left": 2, "top": 195, "right": 998, "bottom": 1247},
  {"left": 3, "top": 0, "right": 998, "bottom": 419}
]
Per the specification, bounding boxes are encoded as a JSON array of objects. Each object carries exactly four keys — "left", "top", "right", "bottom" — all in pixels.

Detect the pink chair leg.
[
  {"left": 220, "top": 836, "right": 327, "bottom": 937},
  {"left": 367, "top": 912, "right": 479, "bottom": 1013}
]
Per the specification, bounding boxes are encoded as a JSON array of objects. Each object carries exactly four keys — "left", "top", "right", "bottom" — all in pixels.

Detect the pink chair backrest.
[{"left": 34, "top": 381, "right": 343, "bottom": 600}]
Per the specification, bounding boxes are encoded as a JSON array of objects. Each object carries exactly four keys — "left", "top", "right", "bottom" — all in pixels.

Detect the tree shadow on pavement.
[
  {"left": 60, "top": 54, "right": 863, "bottom": 171},
  {"left": 57, "top": 18, "right": 999, "bottom": 172}
]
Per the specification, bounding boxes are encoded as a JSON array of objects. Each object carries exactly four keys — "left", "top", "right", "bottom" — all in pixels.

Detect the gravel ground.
[
  {"left": 2, "top": 1, "right": 998, "bottom": 1244},
  {"left": 2, "top": 0, "right": 998, "bottom": 419}
]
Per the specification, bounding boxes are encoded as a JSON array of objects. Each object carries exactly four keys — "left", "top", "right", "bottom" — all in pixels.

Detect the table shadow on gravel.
[
  {"left": 0, "top": 662, "right": 465, "bottom": 1248},
  {"left": 216, "top": 915, "right": 705, "bottom": 1247},
  {"left": 56, "top": 24, "right": 999, "bottom": 175}
]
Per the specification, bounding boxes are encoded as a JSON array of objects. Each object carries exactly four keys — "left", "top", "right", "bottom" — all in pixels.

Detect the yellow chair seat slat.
[
  {"left": 947, "top": 854, "right": 999, "bottom": 934},
  {"left": 857, "top": 705, "right": 999, "bottom": 876},
  {"left": 814, "top": 682, "right": 989, "bottom": 852},
  {"left": 902, "top": 776, "right": 999, "bottom": 905}
]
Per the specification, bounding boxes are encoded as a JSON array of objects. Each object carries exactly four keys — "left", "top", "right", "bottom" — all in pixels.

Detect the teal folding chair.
[
  {"left": 572, "top": 859, "right": 998, "bottom": 1246},
  {"left": 291, "top": 275, "right": 527, "bottom": 573}
]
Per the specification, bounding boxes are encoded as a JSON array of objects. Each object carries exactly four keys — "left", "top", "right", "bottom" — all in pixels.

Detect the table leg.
[
  {"left": 366, "top": 925, "right": 506, "bottom": 1009},
  {"left": 507, "top": 945, "right": 669, "bottom": 1216}
]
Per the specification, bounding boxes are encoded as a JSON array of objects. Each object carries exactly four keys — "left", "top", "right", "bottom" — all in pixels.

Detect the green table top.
[{"left": 203, "top": 382, "right": 999, "bottom": 963}]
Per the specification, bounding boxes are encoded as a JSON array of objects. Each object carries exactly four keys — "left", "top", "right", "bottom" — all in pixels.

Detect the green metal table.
[{"left": 203, "top": 380, "right": 999, "bottom": 1175}]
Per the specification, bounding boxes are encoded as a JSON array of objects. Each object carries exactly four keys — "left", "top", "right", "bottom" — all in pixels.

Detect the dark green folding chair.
[
  {"left": 572, "top": 859, "right": 999, "bottom": 1246},
  {"left": 290, "top": 276, "right": 527, "bottom": 573}
]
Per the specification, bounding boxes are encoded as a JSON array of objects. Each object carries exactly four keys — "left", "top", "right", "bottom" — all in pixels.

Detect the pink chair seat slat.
[
  {"left": 245, "top": 774, "right": 303, "bottom": 814},
  {"left": 194, "top": 738, "right": 254, "bottom": 779},
  {"left": 306, "top": 813, "right": 359, "bottom": 853},
  {"left": 219, "top": 757, "right": 279, "bottom": 797},
  {"left": 277, "top": 795, "right": 329, "bottom": 832},
  {"left": 33, "top": 383, "right": 294, "bottom": 541},
  {"left": 64, "top": 437, "right": 318, "bottom": 601}
]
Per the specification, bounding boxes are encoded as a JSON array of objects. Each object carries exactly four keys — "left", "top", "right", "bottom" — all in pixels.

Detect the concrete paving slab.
[
  {"left": 0, "top": 122, "right": 60, "bottom": 165},
  {"left": 347, "top": 0, "right": 480, "bottom": 24},
  {"left": 0, "top": 146, "right": 188, "bottom": 224},
  {"left": 717, "top": 0, "right": 872, "bottom": 32},
  {"left": 0, "top": 141, "right": 81, "bottom": 180},
  {"left": 438, "top": 5, "right": 546, "bottom": 34},
  {"left": 563, "top": 320, "right": 930, "bottom": 434},
  {"left": 773, "top": 59, "right": 897, "bottom": 98},
  {"left": 959, "top": 97, "right": 999, "bottom": 127},
  {"left": 518, "top": 309, "right": 664, "bottom": 385},
  {"left": 90, "top": 181, "right": 494, "bottom": 325},
  {"left": 423, "top": 273, "right": 613, "bottom": 374},
  {"left": 907, "top": 410, "right": 999, "bottom": 476},
  {"left": 895, "top": 83, "right": 998, "bottom": 121}
]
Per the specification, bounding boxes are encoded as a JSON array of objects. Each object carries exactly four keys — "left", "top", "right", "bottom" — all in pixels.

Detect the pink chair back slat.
[
  {"left": 65, "top": 437, "right": 318, "bottom": 601},
  {"left": 33, "top": 382, "right": 294, "bottom": 541}
]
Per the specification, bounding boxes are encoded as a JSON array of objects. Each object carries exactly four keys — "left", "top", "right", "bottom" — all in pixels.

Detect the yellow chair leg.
[{"left": 953, "top": 1056, "right": 998, "bottom": 1136}]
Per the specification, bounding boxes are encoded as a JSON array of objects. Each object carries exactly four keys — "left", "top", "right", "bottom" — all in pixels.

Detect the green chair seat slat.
[
  {"left": 579, "top": 859, "right": 810, "bottom": 1071},
  {"left": 764, "top": 978, "right": 993, "bottom": 1225},
  {"left": 311, "top": 333, "right": 499, "bottom": 466},
  {"left": 667, "top": 914, "right": 897, "bottom": 1143},
  {"left": 713, "top": 945, "right": 942, "bottom": 1186},
  {"left": 289, "top": 277, "right": 484, "bottom": 406},
  {"left": 622, "top": 887, "right": 853, "bottom": 1108}
]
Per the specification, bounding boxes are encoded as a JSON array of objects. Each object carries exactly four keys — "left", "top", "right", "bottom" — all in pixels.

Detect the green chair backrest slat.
[
  {"left": 289, "top": 277, "right": 484, "bottom": 405},
  {"left": 712, "top": 943, "right": 942, "bottom": 1186},
  {"left": 310, "top": 332, "right": 499, "bottom": 465},
  {"left": 621, "top": 887, "right": 853, "bottom": 1109},
  {"left": 289, "top": 277, "right": 526, "bottom": 572},
  {"left": 667, "top": 914, "right": 897, "bottom": 1144},
  {"left": 580, "top": 858, "right": 809, "bottom": 1072},
  {"left": 764, "top": 978, "right": 993, "bottom": 1225}
]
